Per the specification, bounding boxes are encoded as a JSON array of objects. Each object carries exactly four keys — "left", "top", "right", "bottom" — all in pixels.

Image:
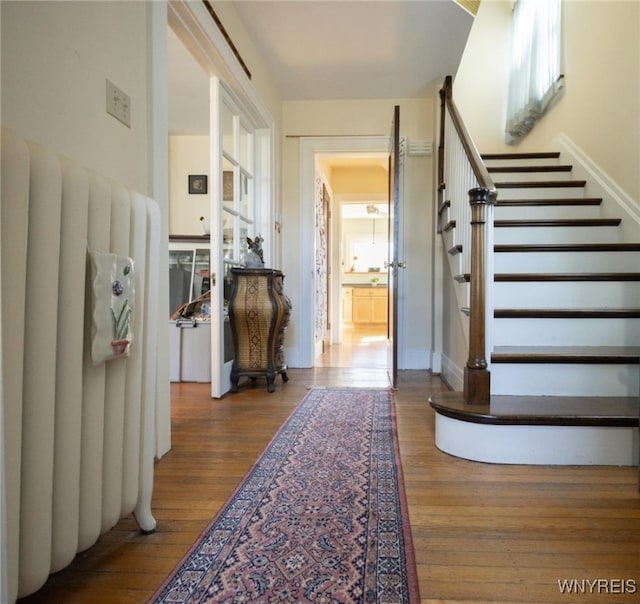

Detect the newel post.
[{"left": 464, "top": 187, "right": 494, "bottom": 404}]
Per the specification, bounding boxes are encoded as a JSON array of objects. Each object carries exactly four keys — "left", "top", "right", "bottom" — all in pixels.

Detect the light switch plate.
[{"left": 106, "top": 79, "right": 131, "bottom": 128}]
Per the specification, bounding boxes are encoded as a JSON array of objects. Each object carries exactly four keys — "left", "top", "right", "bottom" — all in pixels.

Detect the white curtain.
[{"left": 505, "top": 0, "right": 564, "bottom": 144}]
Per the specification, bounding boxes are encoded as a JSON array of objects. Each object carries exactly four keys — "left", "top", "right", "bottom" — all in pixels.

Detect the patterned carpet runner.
[{"left": 150, "top": 388, "right": 419, "bottom": 603}]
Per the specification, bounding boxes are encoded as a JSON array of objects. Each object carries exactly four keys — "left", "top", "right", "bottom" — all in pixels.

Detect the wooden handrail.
[
  {"left": 439, "top": 76, "right": 496, "bottom": 404},
  {"left": 441, "top": 76, "right": 497, "bottom": 200}
]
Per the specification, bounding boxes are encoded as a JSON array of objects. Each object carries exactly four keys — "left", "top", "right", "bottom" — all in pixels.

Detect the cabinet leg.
[
  {"left": 266, "top": 373, "right": 276, "bottom": 393},
  {"left": 230, "top": 372, "right": 239, "bottom": 393}
]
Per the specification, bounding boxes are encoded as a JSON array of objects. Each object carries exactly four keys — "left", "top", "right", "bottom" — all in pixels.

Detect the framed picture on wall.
[
  {"left": 223, "top": 171, "right": 233, "bottom": 201},
  {"left": 189, "top": 174, "right": 208, "bottom": 194}
]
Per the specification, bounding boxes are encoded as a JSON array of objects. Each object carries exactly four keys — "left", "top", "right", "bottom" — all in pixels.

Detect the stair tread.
[
  {"left": 498, "top": 198, "right": 602, "bottom": 206},
  {"left": 482, "top": 152, "right": 561, "bottom": 160},
  {"left": 494, "top": 272, "right": 640, "bottom": 281},
  {"left": 437, "top": 199, "right": 450, "bottom": 215},
  {"left": 492, "top": 345, "right": 640, "bottom": 363},
  {"left": 429, "top": 391, "right": 639, "bottom": 427},
  {"left": 495, "top": 180, "right": 586, "bottom": 188},
  {"left": 495, "top": 218, "right": 621, "bottom": 226},
  {"left": 455, "top": 272, "right": 640, "bottom": 282},
  {"left": 495, "top": 308, "right": 640, "bottom": 317},
  {"left": 495, "top": 243, "right": 640, "bottom": 252},
  {"left": 494, "top": 345, "right": 640, "bottom": 354},
  {"left": 488, "top": 165, "right": 572, "bottom": 173}
]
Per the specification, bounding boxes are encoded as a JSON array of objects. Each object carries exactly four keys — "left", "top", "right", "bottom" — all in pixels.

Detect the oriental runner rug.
[{"left": 150, "top": 388, "right": 419, "bottom": 604}]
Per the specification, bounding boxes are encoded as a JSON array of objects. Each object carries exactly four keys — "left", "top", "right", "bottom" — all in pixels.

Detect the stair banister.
[{"left": 439, "top": 76, "right": 497, "bottom": 404}]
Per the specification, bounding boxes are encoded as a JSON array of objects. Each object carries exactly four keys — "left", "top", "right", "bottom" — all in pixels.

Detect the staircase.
[{"left": 431, "top": 151, "right": 640, "bottom": 465}]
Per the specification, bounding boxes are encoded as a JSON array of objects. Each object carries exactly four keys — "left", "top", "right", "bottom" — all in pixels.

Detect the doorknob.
[{"left": 384, "top": 260, "right": 406, "bottom": 269}]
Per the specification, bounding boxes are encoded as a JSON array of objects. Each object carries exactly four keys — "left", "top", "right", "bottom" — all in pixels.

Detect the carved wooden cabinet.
[{"left": 228, "top": 268, "right": 291, "bottom": 392}]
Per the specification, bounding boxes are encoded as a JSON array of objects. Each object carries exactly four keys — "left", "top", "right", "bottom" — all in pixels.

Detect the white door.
[
  {"left": 209, "top": 78, "right": 257, "bottom": 398},
  {"left": 387, "top": 106, "right": 401, "bottom": 388}
]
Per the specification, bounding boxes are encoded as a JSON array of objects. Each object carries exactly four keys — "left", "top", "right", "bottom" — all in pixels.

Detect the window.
[
  {"left": 505, "top": 0, "right": 564, "bottom": 144},
  {"left": 342, "top": 204, "right": 389, "bottom": 273},
  {"left": 347, "top": 235, "right": 388, "bottom": 273}
]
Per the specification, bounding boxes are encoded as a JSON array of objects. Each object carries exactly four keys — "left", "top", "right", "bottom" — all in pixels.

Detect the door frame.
[{"left": 299, "top": 136, "right": 404, "bottom": 368}]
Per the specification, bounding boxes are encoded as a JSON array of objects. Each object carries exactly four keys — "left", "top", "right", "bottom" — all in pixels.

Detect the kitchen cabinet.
[
  {"left": 349, "top": 286, "right": 387, "bottom": 324},
  {"left": 342, "top": 287, "right": 353, "bottom": 323}
]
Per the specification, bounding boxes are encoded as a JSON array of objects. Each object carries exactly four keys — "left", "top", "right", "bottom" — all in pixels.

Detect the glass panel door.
[
  {"left": 193, "top": 248, "right": 211, "bottom": 298},
  {"left": 210, "top": 78, "right": 256, "bottom": 397},
  {"left": 168, "top": 248, "right": 194, "bottom": 318}
]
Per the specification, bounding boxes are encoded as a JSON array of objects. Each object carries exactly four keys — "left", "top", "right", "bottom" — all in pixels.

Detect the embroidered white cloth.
[{"left": 89, "top": 251, "right": 135, "bottom": 365}]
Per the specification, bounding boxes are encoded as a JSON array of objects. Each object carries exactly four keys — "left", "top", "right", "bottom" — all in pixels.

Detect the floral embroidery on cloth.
[{"left": 89, "top": 251, "right": 135, "bottom": 364}]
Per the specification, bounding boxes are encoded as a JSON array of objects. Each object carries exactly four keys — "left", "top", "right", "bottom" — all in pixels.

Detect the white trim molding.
[
  {"left": 551, "top": 133, "right": 640, "bottom": 241},
  {"left": 298, "top": 136, "right": 390, "bottom": 367}
]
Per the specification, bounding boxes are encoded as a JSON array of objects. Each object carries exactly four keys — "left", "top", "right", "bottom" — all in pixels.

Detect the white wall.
[
  {"left": 1, "top": 1, "right": 151, "bottom": 193},
  {"left": 454, "top": 0, "right": 640, "bottom": 204},
  {"left": 1, "top": 0, "right": 172, "bottom": 457},
  {"left": 282, "top": 98, "right": 436, "bottom": 369},
  {"left": 169, "top": 136, "right": 211, "bottom": 235}
]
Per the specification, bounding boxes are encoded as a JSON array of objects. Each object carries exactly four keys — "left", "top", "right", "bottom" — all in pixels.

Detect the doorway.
[
  {"left": 315, "top": 325, "right": 387, "bottom": 368},
  {"left": 314, "top": 156, "right": 389, "bottom": 369}
]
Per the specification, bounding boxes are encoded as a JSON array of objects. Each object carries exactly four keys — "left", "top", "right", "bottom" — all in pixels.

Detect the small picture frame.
[
  {"left": 223, "top": 171, "right": 233, "bottom": 201},
  {"left": 188, "top": 174, "right": 207, "bottom": 195}
]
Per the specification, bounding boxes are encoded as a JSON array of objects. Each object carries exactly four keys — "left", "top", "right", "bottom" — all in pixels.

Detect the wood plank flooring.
[{"left": 18, "top": 328, "right": 640, "bottom": 603}]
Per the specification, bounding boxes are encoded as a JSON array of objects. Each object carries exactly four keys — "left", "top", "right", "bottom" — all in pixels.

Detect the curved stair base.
[
  {"left": 434, "top": 413, "right": 637, "bottom": 465},
  {"left": 430, "top": 393, "right": 639, "bottom": 466}
]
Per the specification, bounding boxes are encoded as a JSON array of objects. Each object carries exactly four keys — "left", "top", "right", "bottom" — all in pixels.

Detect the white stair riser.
[
  {"left": 491, "top": 363, "right": 639, "bottom": 396},
  {"left": 442, "top": 227, "right": 461, "bottom": 254},
  {"left": 494, "top": 226, "right": 621, "bottom": 244},
  {"left": 492, "top": 171, "right": 574, "bottom": 183},
  {"left": 484, "top": 157, "right": 562, "bottom": 169},
  {"left": 494, "top": 281, "right": 640, "bottom": 309},
  {"left": 448, "top": 255, "right": 464, "bottom": 279},
  {"left": 494, "top": 251, "right": 640, "bottom": 273},
  {"left": 495, "top": 205, "right": 600, "bottom": 220},
  {"left": 495, "top": 186, "right": 585, "bottom": 200},
  {"left": 492, "top": 317, "right": 640, "bottom": 346},
  {"left": 443, "top": 236, "right": 464, "bottom": 277}
]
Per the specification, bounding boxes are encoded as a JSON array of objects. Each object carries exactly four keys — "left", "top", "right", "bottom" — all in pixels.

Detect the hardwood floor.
[
  {"left": 18, "top": 328, "right": 640, "bottom": 603},
  {"left": 315, "top": 324, "right": 389, "bottom": 370}
]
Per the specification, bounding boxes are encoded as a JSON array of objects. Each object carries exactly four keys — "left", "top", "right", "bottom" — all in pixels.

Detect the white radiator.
[{"left": 1, "top": 129, "right": 160, "bottom": 601}]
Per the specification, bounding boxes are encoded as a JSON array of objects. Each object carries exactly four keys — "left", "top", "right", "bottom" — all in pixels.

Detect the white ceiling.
[
  {"left": 168, "top": 0, "right": 475, "bottom": 135},
  {"left": 230, "top": 0, "right": 474, "bottom": 101}
]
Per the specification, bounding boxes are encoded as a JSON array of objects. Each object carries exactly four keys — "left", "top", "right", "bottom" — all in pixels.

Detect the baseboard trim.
[
  {"left": 552, "top": 133, "right": 640, "bottom": 240},
  {"left": 440, "top": 353, "right": 464, "bottom": 392}
]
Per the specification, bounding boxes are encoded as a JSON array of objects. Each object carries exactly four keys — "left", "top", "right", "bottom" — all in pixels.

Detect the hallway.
[
  {"left": 18, "top": 367, "right": 640, "bottom": 603},
  {"left": 316, "top": 324, "right": 388, "bottom": 368},
  {"left": 314, "top": 324, "right": 390, "bottom": 387}
]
